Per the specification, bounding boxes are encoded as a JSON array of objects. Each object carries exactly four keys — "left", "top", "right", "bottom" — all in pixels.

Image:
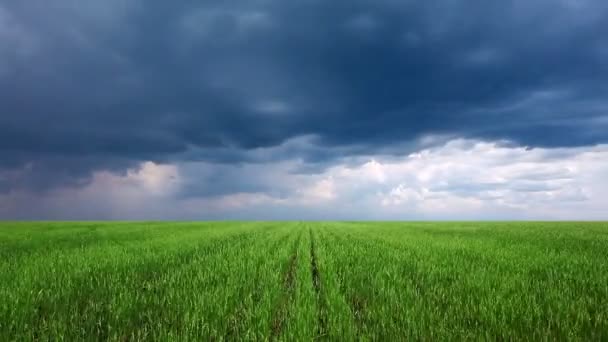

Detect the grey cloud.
[{"left": 1, "top": 0, "right": 607, "bottom": 194}]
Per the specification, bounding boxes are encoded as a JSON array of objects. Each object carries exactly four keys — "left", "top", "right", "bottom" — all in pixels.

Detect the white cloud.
[
  {"left": 295, "top": 177, "right": 336, "bottom": 203},
  {"left": 2, "top": 139, "right": 608, "bottom": 220},
  {"left": 204, "top": 138, "right": 607, "bottom": 219},
  {"left": 119, "top": 161, "right": 180, "bottom": 195},
  {"left": 320, "top": 139, "right": 608, "bottom": 219},
  {"left": 0, "top": 162, "right": 179, "bottom": 220}
]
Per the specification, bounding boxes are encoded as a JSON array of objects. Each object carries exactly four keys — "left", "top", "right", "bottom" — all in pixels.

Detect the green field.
[{"left": 1, "top": 222, "right": 607, "bottom": 340}]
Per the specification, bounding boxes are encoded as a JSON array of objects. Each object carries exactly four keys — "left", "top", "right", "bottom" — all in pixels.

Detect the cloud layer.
[
  {"left": 1, "top": 1, "right": 607, "bottom": 218},
  {"left": 2, "top": 140, "right": 607, "bottom": 220}
]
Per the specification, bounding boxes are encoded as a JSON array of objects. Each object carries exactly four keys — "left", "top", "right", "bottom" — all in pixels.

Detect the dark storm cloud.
[{"left": 1, "top": 0, "right": 608, "bottom": 191}]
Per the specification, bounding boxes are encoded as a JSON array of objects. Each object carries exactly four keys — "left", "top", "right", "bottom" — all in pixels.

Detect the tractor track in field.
[
  {"left": 225, "top": 232, "right": 292, "bottom": 340},
  {"left": 323, "top": 230, "right": 367, "bottom": 338},
  {"left": 270, "top": 233, "right": 301, "bottom": 339},
  {"left": 309, "top": 228, "right": 328, "bottom": 339}
]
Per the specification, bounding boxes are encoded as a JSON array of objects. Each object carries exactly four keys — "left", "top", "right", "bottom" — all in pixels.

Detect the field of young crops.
[{"left": 1, "top": 221, "right": 607, "bottom": 340}]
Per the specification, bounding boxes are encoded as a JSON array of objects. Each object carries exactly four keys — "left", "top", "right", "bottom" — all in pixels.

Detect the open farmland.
[{"left": 1, "top": 222, "right": 607, "bottom": 340}]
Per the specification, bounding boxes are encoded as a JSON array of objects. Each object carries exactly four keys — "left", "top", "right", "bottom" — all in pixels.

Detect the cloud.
[
  {"left": 1, "top": 1, "right": 607, "bottom": 218},
  {"left": 2, "top": 139, "right": 607, "bottom": 220},
  {"left": 2, "top": 2, "right": 608, "bottom": 157},
  {"left": 0, "top": 161, "right": 179, "bottom": 219}
]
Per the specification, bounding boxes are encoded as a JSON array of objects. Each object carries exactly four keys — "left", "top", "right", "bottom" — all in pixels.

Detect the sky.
[{"left": 1, "top": 0, "right": 607, "bottom": 220}]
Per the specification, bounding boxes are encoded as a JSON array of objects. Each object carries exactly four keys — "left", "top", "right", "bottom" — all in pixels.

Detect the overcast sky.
[{"left": 1, "top": 0, "right": 607, "bottom": 220}]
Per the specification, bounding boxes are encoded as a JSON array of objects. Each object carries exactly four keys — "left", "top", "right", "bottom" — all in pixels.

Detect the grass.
[{"left": 1, "top": 221, "right": 607, "bottom": 340}]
